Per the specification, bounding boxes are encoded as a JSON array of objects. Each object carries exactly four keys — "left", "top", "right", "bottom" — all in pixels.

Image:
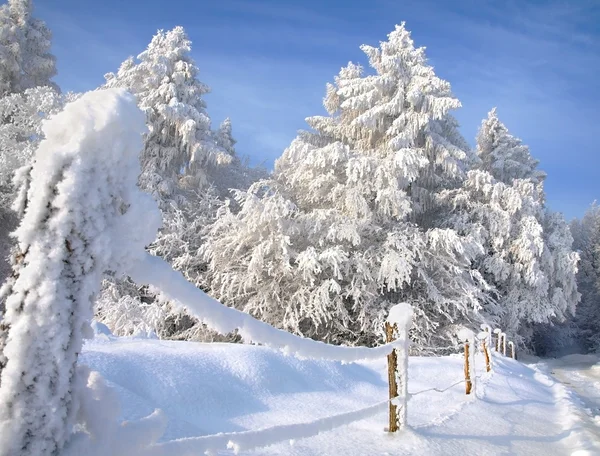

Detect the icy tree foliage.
[
  {"left": 99, "top": 27, "right": 257, "bottom": 339},
  {"left": 477, "top": 108, "right": 545, "bottom": 185},
  {"left": 0, "top": 85, "right": 63, "bottom": 283},
  {"left": 104, "top": 26, "right": 231, "bottom": 208},
  {"left": 202, "top": 24, "right": 486, "bottom": 348},
  {"left": 0, "top": 89, "right": 161, "bottom": 456},
  {"left": 0, "top": 0, "right": 57, "bottom": 96},
  {"left": 443, "top": 109, "right": 579, "bottom": 345},
  {"left": 442, "top": 170, "right": 578, "bottom": 342},
  {"left": 542, "top": 211, "right": 580, "bottom": 322},
  {"left": 570, "top": 203, "right": 600, "bottom": 351},
  {"left": 0, "top": 85, "right": 62, "bottom": 186}
]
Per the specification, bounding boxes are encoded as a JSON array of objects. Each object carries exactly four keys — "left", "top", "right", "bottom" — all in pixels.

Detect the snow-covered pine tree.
[
  {"left": 104, "top": 26, "right": 231, "bottom": 208},
  {"left": 442, "top": 169, "right": 552, "bottom": 341},
  {"left": 0, "top": 89, "right": 160, "bottom": 456},
  {"left": 202, "top": 23, "right": 486, "bottom": 349},
  {"left": 477, "top": 108, "right": 545, "bottom": 185},
  {"left": 99, "top": 27, "right": 260, "bottom": 340},
  {"left": 0, "top": 0, "right": 57, "bottom": 96},
  {"left": 443, "top": 109, "right": 579, "bottom": 347}
]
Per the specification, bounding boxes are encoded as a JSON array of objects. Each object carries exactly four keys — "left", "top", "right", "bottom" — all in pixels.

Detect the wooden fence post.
[
  {"left": 501, "top": 333, "right": 507, "bottom": 357},
  {"left": 493, "top": 328, "right": 502, "bottom": 352},
  {"left": 385, "top": 303, "right": 413, "bottom": 432},
  {"left": 464, "top": 340, "right": 472, "bottom": 395},
  {"left": 508, "top": 341, "right": 516, "bottom": 360},
  {"left": 386, "top": 322, "right": 399, "bottom": 433},
  {"left": 483, "top": 339, "right": 491, "bottom": 372}
]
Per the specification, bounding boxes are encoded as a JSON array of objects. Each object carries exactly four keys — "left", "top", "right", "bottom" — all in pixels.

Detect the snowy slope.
[{"left": 80, "top": 335, "right": 598, "bottom": 455}]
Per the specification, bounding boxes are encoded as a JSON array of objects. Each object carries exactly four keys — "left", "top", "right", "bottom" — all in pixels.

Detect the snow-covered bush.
[{"left": 0, "top": 89, "right": 161, "bottom": 455}]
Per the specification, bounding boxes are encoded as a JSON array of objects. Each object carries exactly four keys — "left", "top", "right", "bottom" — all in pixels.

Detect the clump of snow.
[
  {"left": 456, "top": 327, "right": 475, "bottom": 342},
  {"left": 63, "top": 366, "right": 167, "bottom": 456},
  {"left": 91, "top": 320, "right": 114, "bottom": 337},
  {"left": 386, "top": 303, "right": 414, "bottom": 330}
]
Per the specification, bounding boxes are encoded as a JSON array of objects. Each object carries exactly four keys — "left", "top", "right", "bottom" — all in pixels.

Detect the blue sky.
[{"left": 36, "top": 0, "right": 599, "bottom": 220}]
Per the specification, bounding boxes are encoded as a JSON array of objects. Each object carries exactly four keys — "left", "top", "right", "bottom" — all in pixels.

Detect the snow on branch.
[{"left": 129, "top": 253, "right": 409, "bottom": 362}]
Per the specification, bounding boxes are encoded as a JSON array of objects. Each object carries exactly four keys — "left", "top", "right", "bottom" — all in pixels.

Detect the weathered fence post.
[
  {"left": 493, "top": 328, "right": 502, "bottom": 352},
  {"left": 501, "top": 332, "right": 507, "bottom": 357},
  {"left": 464, "top": 340, "right": 473, "bottom": 395},
  {"left": 386, "top": 303, "right": 413, "bottom": 432},
  {"left": 508, "top": 341, "right": 516, "bottom": 360},
  {"left": 478, "top": 327, "right": 492, "bottom": 373},
  {"left": 481, "top": 325, "right": 492, "bottom": 371},
  {"left": 385, "top": 322, "right": 399, "bottom": 432}
]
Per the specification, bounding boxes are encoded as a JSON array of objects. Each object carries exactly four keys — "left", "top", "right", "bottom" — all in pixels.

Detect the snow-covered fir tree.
[
  {"left": 477, "top": 108, "right": 545, "bottom": 185},
  {"left": 98, "top": 27, "right": 261, "bottom": 340},
  {"left": 443, "top": 109, "right": 579, "bottom": 347},
  {"left": 0, "top": 0, "right": 57, "bottom": 96},
  {"left": 104, "top": 26, "right": 231, "bottom": 208},
  {"left": 202, "top": 24, "right": 486, "bottom": 349}
]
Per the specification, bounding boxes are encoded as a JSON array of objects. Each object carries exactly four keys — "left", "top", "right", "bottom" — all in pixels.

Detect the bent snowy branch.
[{"left": 129, "top": 253, "right": 408, "bottom": 362}]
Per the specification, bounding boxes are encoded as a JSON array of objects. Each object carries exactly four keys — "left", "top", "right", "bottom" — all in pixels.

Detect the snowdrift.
[{"left": 78, "top": 335, "right": 598, "bottom": 455}]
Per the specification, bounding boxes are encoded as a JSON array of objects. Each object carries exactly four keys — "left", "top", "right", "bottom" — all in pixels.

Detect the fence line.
[
  {"left": 128, "top": 253, "right": 521, "bottom": 445},
  {"left": 129, "top": 253, "right": 409, "bottom": 363},
  {"left": 145, "top": 399, "right": 391, "bottom": 456}
]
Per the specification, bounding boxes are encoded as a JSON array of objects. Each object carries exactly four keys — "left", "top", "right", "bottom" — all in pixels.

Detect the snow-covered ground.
[{"left": 80, "top": 333, "right": 600, "bottom": 455}]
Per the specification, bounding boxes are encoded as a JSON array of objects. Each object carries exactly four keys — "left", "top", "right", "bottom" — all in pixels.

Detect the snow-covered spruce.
[
  {"left": 0, "top": 89, "right": 161, "bottom": 456},
  {"left": 202, "top": 23, "right": 486, "bottom": 349},
  {"left": 477, "top": 108, "right": 545, "bottom": 185},
  {"left": 441, "top": 109, "right": 579, "bottom": 346},
  {"left": 562, "top": 203, "right": 600, "bottom": 352},
  {"left": 99, "top": 26, "right": 262, "bottom": 341},
  {"left": 104, "top": 26, "right": 231, "bottom": 207}
]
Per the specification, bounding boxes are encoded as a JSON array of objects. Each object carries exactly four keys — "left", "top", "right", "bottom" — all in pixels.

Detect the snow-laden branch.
[
  {"left": 146, "top": 399, "right": 388, "bottom": 456},
  {"left": 129, "top": 253, "right": 407, "bottom": 362}
]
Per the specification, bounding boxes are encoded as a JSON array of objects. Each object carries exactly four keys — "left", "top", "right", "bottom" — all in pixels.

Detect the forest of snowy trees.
[{"left": 0, "top": 0, "right": 597, "bottom": 360}]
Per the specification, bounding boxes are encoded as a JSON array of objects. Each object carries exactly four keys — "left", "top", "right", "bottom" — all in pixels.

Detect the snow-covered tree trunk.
[{"left": 0, "top": 89, "right": 160, "bottom": 456}]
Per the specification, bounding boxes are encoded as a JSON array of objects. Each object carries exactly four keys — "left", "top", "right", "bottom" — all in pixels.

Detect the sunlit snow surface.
[{"left": 78, "top": 333, "right": 600, "bottom": 455}]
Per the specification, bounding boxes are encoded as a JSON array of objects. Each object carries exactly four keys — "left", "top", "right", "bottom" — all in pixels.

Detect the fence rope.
[{"left": 409, "top": 378, "right": 465, "bottom": 397}]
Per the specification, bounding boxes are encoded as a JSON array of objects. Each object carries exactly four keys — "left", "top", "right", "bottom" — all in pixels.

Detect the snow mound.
[{"left": 77, "top": 336, "right": 592, "bottom": 455}]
